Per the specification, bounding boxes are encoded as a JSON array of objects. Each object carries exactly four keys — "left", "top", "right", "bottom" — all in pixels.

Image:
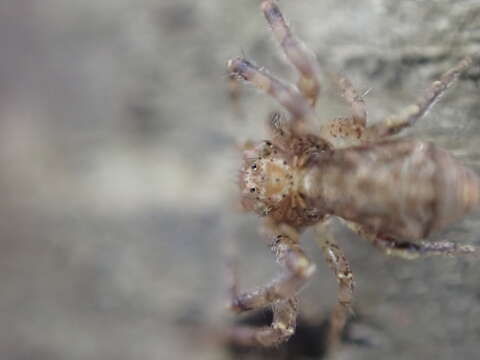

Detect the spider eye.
[
  {"left": 251, "top": 164, "right": 257, "bottom": 170},
  {"left": 250, "top": 187, "right": 256, "bottom": 193}
]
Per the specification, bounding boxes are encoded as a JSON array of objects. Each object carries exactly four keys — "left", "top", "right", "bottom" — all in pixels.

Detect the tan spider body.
[
  {"left": 240, "top": 136, "right": 479, "bottom": 241},
  {"left": 225, "top": 0, "right": 479, "bottom": 351}
]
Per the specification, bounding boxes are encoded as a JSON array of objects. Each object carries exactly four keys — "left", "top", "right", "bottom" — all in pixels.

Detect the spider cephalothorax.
[
  {"left": 239, "top": 134, "right": 331, "bottom": 227},
  {"left": 225, "top": 0, "right": 478, "bottom": 352},
  {"left": 239, "top": 141, "right": 294, "bottom": 216}
]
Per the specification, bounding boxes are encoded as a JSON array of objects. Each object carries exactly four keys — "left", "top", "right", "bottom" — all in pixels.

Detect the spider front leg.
[
  {"left": 261, "top": 0, "right": 321, "bottom": 106},
  {"left": 226, "top": 223, "right": 316, "bottom": 346},
  {"left": 315, "top": 219, "right": 354, "bottom": 352},
  {"left": 365, "top": 56, "right": 473, "bottom": 139},
  {"left": 227, "top": 57, "right": 314, "bottom": 129}
]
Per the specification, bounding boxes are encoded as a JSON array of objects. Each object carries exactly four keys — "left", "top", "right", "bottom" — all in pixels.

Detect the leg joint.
[
  {"left": 287, "top": 253, "right": 316, "bottom": 280},
  {"left": 256, "top": 323, "right": 295, "bottom": 346}
]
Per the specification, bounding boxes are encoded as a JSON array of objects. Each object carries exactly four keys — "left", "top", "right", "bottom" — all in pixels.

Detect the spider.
[{"left": 225, "top": 0, "right": 479, "bottom": 352}]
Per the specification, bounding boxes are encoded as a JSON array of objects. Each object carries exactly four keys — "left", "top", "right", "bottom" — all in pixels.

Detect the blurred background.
[{"left": 0, "top": 0, "right": 479, "bottom": 359}]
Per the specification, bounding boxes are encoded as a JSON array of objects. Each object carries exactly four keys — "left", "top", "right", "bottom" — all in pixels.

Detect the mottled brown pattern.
[
  {"left": 312, "top": 140, "right": 438, "bottom": 240},
  {"left": 308, "top": 139, "right": 480, "bottom": 241},
  {"left": 226, "top": 0, "right": 479, "bottom": 353}
]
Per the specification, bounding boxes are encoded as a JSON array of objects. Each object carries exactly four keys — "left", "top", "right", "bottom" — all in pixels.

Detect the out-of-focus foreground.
[{"left": 1, "top": 1, "right": 479, "bottom": 359}]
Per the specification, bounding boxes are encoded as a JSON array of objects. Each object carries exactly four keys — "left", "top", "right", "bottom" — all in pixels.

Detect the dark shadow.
[{"left": 226, "top": 309, "right": 373, "bottom": 360}]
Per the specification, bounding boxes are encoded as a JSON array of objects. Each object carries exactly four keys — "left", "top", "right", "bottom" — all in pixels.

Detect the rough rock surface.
[{"left": 0, "top": 1, "right": 479, "bottom": 359}]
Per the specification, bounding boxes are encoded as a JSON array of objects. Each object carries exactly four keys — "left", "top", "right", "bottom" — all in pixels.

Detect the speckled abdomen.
[{"left": 314, "top": 139, "right": 480, "bottom": 240}]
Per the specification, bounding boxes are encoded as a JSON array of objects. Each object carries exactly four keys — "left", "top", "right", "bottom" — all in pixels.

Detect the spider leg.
[
  {"left": 317, "top": 73, "right": 367, "bottom": 146},
  {"left": 261, "top": 0, "right": 321, "bottom": 106},
  {"left": 333, "top": 72, "right": 368, "bottom": 127},
  {"left": 226, "top": 297, "right": 298, "bottom": 347},
  {"left": 227, "top": 57, "right": 314, "bottom": 127},
  {"left": 226, "top": 223, "right": 316, "bottom": 346},
  {"left": 315, "top": 219, "right": 354, "bottom": 352},
  {"left": 345, "top": 221, "right": 477, "bottom": 259},
  {"left": 365, "top": 56, "right": 473, "bottom": 139},
  {"left": 227, "top": 71, "right": 244, "bottom": 120}
]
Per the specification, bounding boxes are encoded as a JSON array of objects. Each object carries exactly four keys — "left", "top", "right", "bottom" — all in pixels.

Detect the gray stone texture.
[{"left": 0, "top": 1, "right": 479, "bottom": 359}]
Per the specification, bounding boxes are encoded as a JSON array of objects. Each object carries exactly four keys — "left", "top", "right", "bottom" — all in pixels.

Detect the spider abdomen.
[{"left": 304, "top": 139, "right": 480, "bottom": 240}]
